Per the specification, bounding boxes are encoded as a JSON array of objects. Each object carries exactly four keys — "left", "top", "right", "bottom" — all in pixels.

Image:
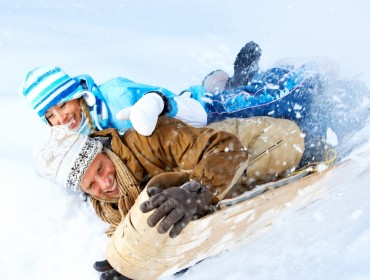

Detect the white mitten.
[{"left": 116, "top": 92, "right": 164, "bottom": 136}]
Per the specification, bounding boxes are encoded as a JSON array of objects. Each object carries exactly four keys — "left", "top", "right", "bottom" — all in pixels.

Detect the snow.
[{"left": 1, "top": 0, "right": 370, "bottom": 279}]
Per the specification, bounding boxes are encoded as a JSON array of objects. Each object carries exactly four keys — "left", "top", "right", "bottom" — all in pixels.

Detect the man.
[
  {"left": 36, "top": 115, "right": 304, "bottom": 234},
  {"left": 35, "top": 116, "right": 303, "bottom": 279}
]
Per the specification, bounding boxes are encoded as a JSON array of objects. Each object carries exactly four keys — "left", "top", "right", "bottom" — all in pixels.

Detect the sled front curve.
[{"left": 106, "top": 165, "right": 336, "bottom": 279}]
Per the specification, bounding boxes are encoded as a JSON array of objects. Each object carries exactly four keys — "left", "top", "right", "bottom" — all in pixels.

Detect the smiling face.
[
  {"left": 45, "top": 99, "right": 82, "bottom": 130},
  {"left": 80, "top": 153, "right": 120, "bottom": 200}
]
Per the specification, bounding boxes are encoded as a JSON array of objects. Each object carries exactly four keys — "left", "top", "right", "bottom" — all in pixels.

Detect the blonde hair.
[
  {"left": 79, "top": 97, "right": 95, "bottom": 133},
  {"left": 89, "top": 148, "right": 142, "bottom": 237}
]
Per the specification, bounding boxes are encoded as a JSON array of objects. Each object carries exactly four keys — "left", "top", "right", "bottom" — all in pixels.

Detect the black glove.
[
  {"left": 93, "top": 259, "right": 131, "bottom": 280},
  {"left": 140, "top": 181, "right": 212, "bottom": 238},
  {"left": 93, "top": 259, "right": 113, "bottom": 272}
]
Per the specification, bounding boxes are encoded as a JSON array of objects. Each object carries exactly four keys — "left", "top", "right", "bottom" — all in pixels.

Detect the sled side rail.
[
  {"left": 217, "top": 168, "right": 313, "bottom": 208},
  {"left": 106, "top": 163, "right": 336, "bottom": 279}
]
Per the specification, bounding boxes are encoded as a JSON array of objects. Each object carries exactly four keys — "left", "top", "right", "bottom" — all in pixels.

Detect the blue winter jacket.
[{"left": 75, "top": 75, "right": 178, "bottom": 134}]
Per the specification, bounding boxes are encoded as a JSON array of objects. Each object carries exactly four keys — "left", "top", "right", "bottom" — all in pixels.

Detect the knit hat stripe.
[
  {"left": 24, "top": 67, "right": 62, "bottom": 96},
  {"left": 33, "top": 79, "right": 80, "bottom": 117},
  {"left": 27, "top": 72, "right": 71, "bottom": 107}
]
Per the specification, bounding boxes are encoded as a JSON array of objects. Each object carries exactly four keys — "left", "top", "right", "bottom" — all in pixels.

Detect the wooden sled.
[{"left": 106, "top": 163, "right": 337, "bottom": 279}]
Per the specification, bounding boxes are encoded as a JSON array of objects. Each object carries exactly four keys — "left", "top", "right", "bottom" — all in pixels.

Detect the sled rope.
[
  {"left": 90, "top": 148, "right": 141, "bottom": 237},
  {"left": 324, "top": 148, "right": 337, "bottom": 165},
  {"left": 290, "top": 148, "right": 337, "bottom": 177}
]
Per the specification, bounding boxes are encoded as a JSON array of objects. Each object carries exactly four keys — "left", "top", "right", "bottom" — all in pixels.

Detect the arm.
[
  {"left": 124, "top": 116, "right": 249, "bottom": 200},
  {"left": 124, "top": 117, "right": 248, "bottom": 237}
]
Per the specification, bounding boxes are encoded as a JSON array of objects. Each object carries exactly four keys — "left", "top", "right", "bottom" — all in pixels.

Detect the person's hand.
[
  {"left": 116, "top": 92, "right": 164, "bottom": 136},
  {"left": 93, "top": 259, "right": 131, "bottom": 280},
  {"left": 140, "top": 181, "right": 212, "bottom": 238}
]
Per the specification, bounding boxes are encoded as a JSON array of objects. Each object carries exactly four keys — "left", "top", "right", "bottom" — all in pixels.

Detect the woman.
[
  {"left": 21, "top": 41, "right": 314, "bottom": 138},
  {"left": 21, "top": 42, "right": 311, "bottom": 138},
  {"left": 23, "top": 42, "right": 370, "bottom": 164}
]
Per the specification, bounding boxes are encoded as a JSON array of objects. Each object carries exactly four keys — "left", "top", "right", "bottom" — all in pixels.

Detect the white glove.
[{"left": 116, "top": 92, "right": 164, "bottom": 136}]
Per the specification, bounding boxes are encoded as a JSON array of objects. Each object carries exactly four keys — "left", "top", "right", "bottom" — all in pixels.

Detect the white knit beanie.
[
  {"left": 22, "top": 66, "right": 86, "bottom": 123},
  {"left": 34, "top": 125, "right": 103, "bottom": 191}
]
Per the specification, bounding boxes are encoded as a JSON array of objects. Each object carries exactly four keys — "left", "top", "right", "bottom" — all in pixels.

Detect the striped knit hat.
[
  {"left": 22, "top": 66, "right": 86, "bottom": 123},
  {"left": 34, "top": 125, "right": 103, "bottom": 191}
]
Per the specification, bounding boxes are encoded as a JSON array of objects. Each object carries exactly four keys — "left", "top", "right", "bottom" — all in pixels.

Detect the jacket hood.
[{"left": 91, "top": 128, "right": 144, "bottom": 184}]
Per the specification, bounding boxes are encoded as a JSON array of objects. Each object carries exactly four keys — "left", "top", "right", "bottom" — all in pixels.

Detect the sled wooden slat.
[{"left": 106, "top": 166, "right": 335, "bottom": 279}]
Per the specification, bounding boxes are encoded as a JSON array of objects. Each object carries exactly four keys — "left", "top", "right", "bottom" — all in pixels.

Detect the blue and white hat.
[{"left": 22, "top": 66, "right": 86, "bottom": 123}]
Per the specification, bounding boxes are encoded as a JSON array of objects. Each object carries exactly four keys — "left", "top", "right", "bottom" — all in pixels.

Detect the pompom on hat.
[
  {"left": 34, "top": 125, "right": 103, "bottom": 191},
  {"left": 22, "top": 66, "right": 87, "bottom": 123}
]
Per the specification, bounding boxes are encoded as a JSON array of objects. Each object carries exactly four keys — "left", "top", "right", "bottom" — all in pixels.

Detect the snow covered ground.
[{"left": 1, "top": 0, "right": 369, "bottom": 279}]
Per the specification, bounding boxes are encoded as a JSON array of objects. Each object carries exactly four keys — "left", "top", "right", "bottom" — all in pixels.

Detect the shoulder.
[{"left": 155, "top": 116, "right": 188, "bottom": 129}]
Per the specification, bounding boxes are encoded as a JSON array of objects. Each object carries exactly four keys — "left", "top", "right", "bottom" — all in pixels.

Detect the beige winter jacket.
[
  {"left": 207, "top": 116, "right": 304, "bottom": 191},
  {"left": 92, "top": 116, "right": 303, "bottom": 201}
]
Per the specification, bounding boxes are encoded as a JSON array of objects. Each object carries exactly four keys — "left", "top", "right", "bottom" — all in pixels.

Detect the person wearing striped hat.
[{"left": 21, "top": 66, "right": 208, "bottom": 136}]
